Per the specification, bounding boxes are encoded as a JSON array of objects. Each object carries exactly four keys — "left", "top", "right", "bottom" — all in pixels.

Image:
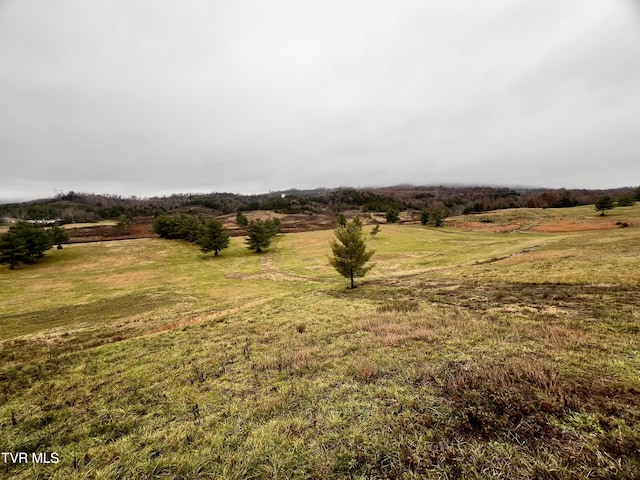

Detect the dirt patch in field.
[
  {"left": 219, "top": 212, "right": 337, "bottom": 236},
  {"left": 67, "top": 218, "right": 156, "bottom": 243}
]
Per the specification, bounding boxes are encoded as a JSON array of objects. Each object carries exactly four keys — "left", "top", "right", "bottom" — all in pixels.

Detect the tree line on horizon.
[{"left": 2, "top": 186, "right": 638, "bottom": 224}]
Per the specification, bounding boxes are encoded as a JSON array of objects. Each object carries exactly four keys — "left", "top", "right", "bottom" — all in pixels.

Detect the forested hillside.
[{"left": 2, "top": 186, "right": 638, "bottom": 223}]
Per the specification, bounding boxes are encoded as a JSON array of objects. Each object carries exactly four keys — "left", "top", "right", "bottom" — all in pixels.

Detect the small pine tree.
[
  {"left": 420, "top": 209, "right": 429, "bottom": 225},
  {"left": 176, "top": 214, "right": 205, "bottom": 242},
  {"left": 267, "top": 217, "right": 282, "bottom": 236},
  {"left": 246, "top": 219, "right": 275, "bottom": 253},
  {"left": 595, "top": 196, "right": 614, "bottom": 216},
  {"left": 116, "top": 214, "right": 131, "bottom": 233},
  {"left": 236, "top": 211, "right": 249, "bottom": 227},
  {"left": 370, "top": 224, "right": 380, "bottom": 237},
  {"left": 198, "top": 219, "right": 230, "bottom": 256},
  {"left": 431, "top": 208, "right": 449, "bottom": 227},
  {"left": 153, "top": 214, "right": 178, "bottom": 238},
  {"left": 329, "top": 216, "right": 375, "bottom": 289},
  {"left": 385, "top": 208, "right": 400, "bottom": 224},
  {"left": 337, "top": 213, "right": 347, "bottom": 227},
  {"left": 50, "top": 225, "right": 69, "bottom": 248}
]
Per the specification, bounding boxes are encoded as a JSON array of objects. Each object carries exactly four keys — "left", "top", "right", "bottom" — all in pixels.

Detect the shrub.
[
  {"left": 353, "top": 357, "right": 377, "bottom": 383},
  {"left": 386, "top": 208, "right": 400, "bottom": 224},
  {"left": 236, "top": 211, "right": 249, "bottom": 227}
]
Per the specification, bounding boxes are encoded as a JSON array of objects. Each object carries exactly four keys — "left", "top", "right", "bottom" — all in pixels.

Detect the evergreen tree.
[
  {"left": 246, "top": 219, "right": 274, "bottom": 253},
  {"left": 595, "top": 196, "right": 614, "bottom": 216},
  {"left": 617, "top": 194, "right": 635, "bottom": 207},
  {"left": 198, "top": 219, "right": 230, "bottom": 256},
  {"left": 12, "top": 222, "right": 53, "bottom": 258},
  {"left": 337, "top": 213, "right": 347, "bottom": 227},
  {"left": 236, "top": 211, "right": 249, "bottom": 227},
  {"left": 431, "top": 208, "right": 449, "bottom": 227},
  {"left": 50, "top": 225, "right": 70, "bottom": 248},
  {"left": 266, "top": 217, "right": 282, "bottom": 236},
  {"left": 153, "top": 214, "right": 178, "bottom": 238},
  {"left": 153, "top": 213, "right": 204, "bottom": 241},
  {"left": 0, "top": 231, "right": 28, "bottom": 270},
  {"left": 116, "top": 214, "right": 131, "bottom": 232},
  {"left": 329, "top": 216, "right": 375, "bottom": 289},
  {"left": 385, "top": 208, "right": 400, "bottom": 224},
  {"left": 420, "top": 208, "right": 430, "bottom": 225},
  {"left": 175, "top": 214, "right": 205, "bottom": 242}
]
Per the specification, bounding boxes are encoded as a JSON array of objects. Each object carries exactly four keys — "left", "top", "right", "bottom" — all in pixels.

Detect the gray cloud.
[{"left": 1, "top": 0, "right": 639, "bottom": 202}]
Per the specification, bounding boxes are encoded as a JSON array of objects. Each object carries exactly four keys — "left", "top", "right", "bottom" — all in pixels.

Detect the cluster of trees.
[
  {"left": 0, "top": 222, "right": 69, "bottom": 269},
  {"left": 386, "top": 208, "right": 400, "bottom": 224},
  {"left": 153, "top": 213, "right": 282, "bottom": 255},
  {"left": 153, "top": 214, "right": 229, "bottom": 255},
  {"left": 153, "top": 213, "right": 207, "bottom": 242},
  {"left": 617, "top": 194, "right": 637, "bottom": 207},
  {"left": 384, "top": 206, "right": 449, "bottom": 226},
  {"left": 594, "top": 194, "right": 636, "bottom": 216},
  {"left": 420, "top": 207, "right": 450, "bottom": 227},
  {"left": 238, "top": 196, "right": 314, "bottom": 214},
  {"left": 325, "top": 188, "right": 405, "bottom": 213}
]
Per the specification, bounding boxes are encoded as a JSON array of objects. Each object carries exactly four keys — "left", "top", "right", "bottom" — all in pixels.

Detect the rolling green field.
[{"left": 1, "top": 206, "right": 639, "bottom": 479}]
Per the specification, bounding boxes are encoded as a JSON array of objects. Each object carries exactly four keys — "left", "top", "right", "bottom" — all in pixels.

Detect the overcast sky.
[{"left": 1, "top": 0, "right": 639, "bottom": 202}]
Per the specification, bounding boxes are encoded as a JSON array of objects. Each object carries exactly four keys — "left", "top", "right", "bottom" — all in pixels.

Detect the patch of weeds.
[
  {"left": 440, "top": 359, "right": 566, "bottom": 440},
  {"left": 253, "top": 348, "right": 315, "bottom": 375},
  {"left": 353, "top": 357, "right": 378, "bottom": 383},
  {"left": 436, "top": 358, "right": 640, "bottom": 475}
]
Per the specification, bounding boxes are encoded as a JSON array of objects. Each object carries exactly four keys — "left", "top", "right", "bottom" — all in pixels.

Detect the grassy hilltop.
[{"left": 1, "top": 205, "right": 639, "bottom": 479}]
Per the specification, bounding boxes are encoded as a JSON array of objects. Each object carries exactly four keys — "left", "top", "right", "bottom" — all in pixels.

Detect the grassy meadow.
[{"left": 1, "top": 206, "right": 639, "bottom": 479}]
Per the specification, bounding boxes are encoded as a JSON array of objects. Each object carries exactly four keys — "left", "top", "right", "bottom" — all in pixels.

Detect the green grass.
[
  {"left": 1, "top": 208, "right": 639, "bottom": 479},
  {"left": 447, "top": 203, "right": 640, "bottom": 233}
]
